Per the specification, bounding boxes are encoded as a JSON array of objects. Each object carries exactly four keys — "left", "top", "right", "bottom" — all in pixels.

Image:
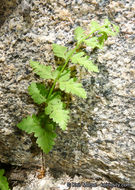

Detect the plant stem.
[{"left": 47, "top": 30, "right": 95, "bottom": 100}]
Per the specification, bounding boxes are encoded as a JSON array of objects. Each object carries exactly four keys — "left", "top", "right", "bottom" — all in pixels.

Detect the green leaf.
[
  {"left": 90, "top": 20, "right": 100, "bottom": 33},
  {"left": 85, "top": 33, "right": 108, "bottom": 49},
  {"left": 71, "top": 52, "right": 99, "bottom": 72},
  {"left": 101, "top": 27, "right": 116, "bottom": 36},
  {"left": 51, "top": 69, "right": 60, "bottom": 80},
  {"left": 104, "top": 19, "right": 111, "bottom": 27},
  {"left": 90, "top": 19, "right": 119, "bottom": 37},
  {"left": 30, "top": 60, "right": 54, "bottom": 80},
  {"left": 65, "top": 49, "right": 73, "bottom": 60},
  {"left": 100, "top": 19, "right": 119, "bottom": 36},
  {"left": 28, "top": 82, "right": 48, "bottom": 104},
  {"left": 58, "top": 70, "right": 87, "bottom": 98},
  {"left": 45, "top": 96, "right": 70, "bottom": 130},
  {"left": 98, "top": 32, "right": 108, "bottom": 48},
  {"left": 0, "top": 169, "right": 10, "bottom": 190},
  {"left": 59, "top": 70, "right": 70, "bottom": 81},
  {"left": 59, "top": 77, "right": 87, "bottom": 99},
  {"left": 100, "top": 19, "right": 118, "bottom": 37},
  {"left": 17, "top": 115, "right": 56, "bottom": 153},
  {"left": 52, "top": 44, "right": 67, "bottom": 60},
  {"left": 74, "top": 26, "right": 85, "bottom": 43},
  {"left": 84, "top": 37, "right": 101, "bottom": 49}
]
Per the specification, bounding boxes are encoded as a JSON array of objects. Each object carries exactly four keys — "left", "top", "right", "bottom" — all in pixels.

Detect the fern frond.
[
  {"left": 59, "top": 77, "right": 87, "bottom": 99},
  {"left": 98, "top": 32, "right": 108, "bottom": 48},
  {"left": 59, "top": 70, "right": 70, "bottom": 81},
  {"left": 0, "top": 169, "right": 10, "bottom": 190},
  {"left": 17, "top": 115, "right": 56, "bottom": 153},
  {"left": 100, "top": 27, "right": 116, "bottom": 36},
  {"left": 84, "top": 32, "right": 108, "bottom": 49},
  {"left": 100, "top": 19, "right": 119, "bottom": 36},
  {"left": 28, "top": 82, "right": 48, "bottom": 104},
  {"left": 30, "top": 60, "right": 54, "bottom": 80},
  {"left": 102, "top": 19, "right": 116, "bottom": 35},
  {"left": 84, "top": 37, "right": 102, "bottom": 49},
  {"left": 71, "top": 52, "right": 99, "bottom": 72},
  {"left": 45, "top": 96, "right": 70, "bottom": 130},
  {"left": 51, "top": 69, "right": 60, "bottom": 79},
  {"left": 90, "top": 20, "right": 100, "bottom": 33},
  {"left": 74, "top": 26, "right": 85, "bottom": 44},
  {"left": 52, "top": 44, "right": 67, "bottom": 60},
  {"left": 90, "top": 19, "right": 119, "bottom": 37},
  {"left": 65, "top": 49, "right": 73, "bottom": 60}
]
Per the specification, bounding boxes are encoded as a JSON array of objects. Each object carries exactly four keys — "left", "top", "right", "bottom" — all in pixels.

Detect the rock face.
[
  {"left": 0, "top": 0, "right": 20, "bottom": 27},
  {"left": 0, "top": 0, "right": 135, "bottom": 189}
]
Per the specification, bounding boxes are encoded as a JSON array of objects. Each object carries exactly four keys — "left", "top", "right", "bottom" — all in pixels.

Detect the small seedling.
[{"left": 17, "top": 19, "right": 119, "bottom": 153}]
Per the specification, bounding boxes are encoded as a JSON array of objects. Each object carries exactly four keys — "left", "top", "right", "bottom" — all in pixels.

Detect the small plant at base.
[
  {"left": 17, "top": 19, "right": 119, "bottom": 154},
  {"left": 0, "top": 169, "right": 10, "bottom": 190}
]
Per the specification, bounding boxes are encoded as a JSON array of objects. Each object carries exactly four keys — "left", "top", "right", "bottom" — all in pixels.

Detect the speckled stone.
[
  {"left": 12, "top": 169, "right": 124, "bottom": 190},
  {"left": 0, "top": 0, "right": 135, "bottom": 189},
  {"left": 0, "top": 0, "right": 21, "bottom": 27}
]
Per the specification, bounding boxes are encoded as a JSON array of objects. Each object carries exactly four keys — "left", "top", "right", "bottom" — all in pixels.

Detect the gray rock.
[{"left": 0, "top": 0, "right": 135, "bottom": 189}]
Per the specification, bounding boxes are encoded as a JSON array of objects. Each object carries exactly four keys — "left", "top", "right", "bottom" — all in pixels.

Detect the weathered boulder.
[{"left": 0, "top": 0, "right": 135, "bottom": 189}]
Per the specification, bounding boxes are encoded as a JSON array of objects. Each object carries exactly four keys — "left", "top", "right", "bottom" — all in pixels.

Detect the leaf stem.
[{"left": 47, "top": 30, "right": 95, "bottom": 100}]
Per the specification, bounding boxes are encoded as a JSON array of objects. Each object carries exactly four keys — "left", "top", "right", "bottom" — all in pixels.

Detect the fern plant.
[
  {"left": 0, "top": 169, "right": 10, "bottom": 190},
  {"left": 17, "top": 19, "right": 119, "bottom": 153}
]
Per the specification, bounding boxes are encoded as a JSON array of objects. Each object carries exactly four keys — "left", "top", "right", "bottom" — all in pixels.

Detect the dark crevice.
[
  {"left": 0, "top": 0, "right": 21, "bottom": 28},
  {"left": 0, "top": 162, "right": 39, "bottom": 189}
]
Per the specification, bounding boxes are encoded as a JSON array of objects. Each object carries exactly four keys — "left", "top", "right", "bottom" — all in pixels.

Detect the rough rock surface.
[
  {"left": 0, "top": 0, "right": 135, "bottom": 189},
  {"left": 0, "top": 0, "right": 21, "bottom": 27},
  {"left": 12, "top": 168, "right": 126, "bottom": 190}
]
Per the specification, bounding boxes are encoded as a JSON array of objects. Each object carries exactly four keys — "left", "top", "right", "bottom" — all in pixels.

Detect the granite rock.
[{"left": 0, "top": 0, "right": 135, "bottom": 189}]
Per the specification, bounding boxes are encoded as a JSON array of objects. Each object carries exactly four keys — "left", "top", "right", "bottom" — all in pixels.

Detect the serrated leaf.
[
  {"left": 0, "top": 169, "right": 10, "bottom": 190},
  {"left": 59, "top": 70, "right": 70, "bottom": 81},
  {"left": 90, "top": 20, "right": 100, "bottom": 33},
  {"left": 100, "top": 19, "right": 118, "bottom": 36},
  {"left": 74, "top": 26, "right": 85, "bottom": 43},
  {"left": 45, "top": 96, "right": 70, "bottom": 130},
  {"left": 17, "top": 115, "right": 56, "bottom": 153},
  {"left": 30, "top": 60, "right": 54, "bottom": 80},
  {"left": 52, "top": 44, "right": 67, "bottom": 60},
  {"left": 98, "top": 32, "right": 108, "bottom": 48},
  {"left": 100, "top": 19, "right": 119, "bottom": 36},
  {"left": 101, "top": 27, "right": 116, "bottom": 36},
  {"left": 84, "top": 37, "right": 101, "bottom": 49},
  {"left": 85, "top": 33, "right": 108, "bottom": 49},
  {"left": 65, "top": 49, "right": 73, "bottom": 60},
  {"left": 51, "top": 69, "right": 60, "bottom": 79},
  {"left": 71, "top": 52, "right": 99, "bottom": 72},
  {"left": 104, "top": 19, "right": 111, "bottom": 26},
  {"left": 28, "top": 82, "right": 48, "bottom": 104},
  {"left": 59, "top": 77, "right": 87, "bottom": 99},
  {"left": 90, "top": 19, "right": 119, "bottom": 37}
]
